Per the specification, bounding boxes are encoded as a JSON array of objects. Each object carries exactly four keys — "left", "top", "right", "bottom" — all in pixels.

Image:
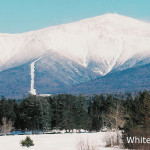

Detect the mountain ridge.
[
  {"left": 1, "top": 13, "right": 150, "bottom": 75},
  {"left": 1, "top": 13, "right": 150, "bottom": 98},
  {"left": 63, "top": 63, "right": 150, "bottom": 94}
]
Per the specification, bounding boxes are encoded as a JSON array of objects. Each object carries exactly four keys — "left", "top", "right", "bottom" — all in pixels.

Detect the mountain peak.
[
  {"left": 77, "top": 13, "right": 142, "bottom": 24},
  {"left": 1, "top": 14, "right": 150, "bottom": 76}
]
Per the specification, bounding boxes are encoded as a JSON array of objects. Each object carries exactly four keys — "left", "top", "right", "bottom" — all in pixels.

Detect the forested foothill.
[{"left": 0, "top": 91, "right": 150, "bottom": 148}]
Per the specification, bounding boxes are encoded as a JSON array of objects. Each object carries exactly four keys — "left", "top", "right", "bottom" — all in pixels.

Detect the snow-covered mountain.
[
  {"left": 1, "top": 13, "right": 150, "bottom": 75},
  {"left": 1, "top": 13, "right": 150, "bottom": 98}
]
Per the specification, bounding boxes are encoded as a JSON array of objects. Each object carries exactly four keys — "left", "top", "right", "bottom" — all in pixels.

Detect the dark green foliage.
[
  {"left": 123, "top": 91, "right": 150, "bottom": 131},
  {"left": 21, "top": 136, "right": 34, "bottom": 147},
  {"left": 47, "top": 94, "right": 91, "bottom": 132},
  {"left": 0, "top": 93, "right": 130, "bottom": 132},
  {"left": 61, "top": 94, "right": 76, "bottom": 131},
  {"left": 19, "top": 95, "right": 52, "bottom": 130},
  {"left": 88, "top": 95, "right": 105, "bottom": 131},
  {"left": 1, "top": 91, "right": 150, "bottom": 138},
  {"left": 123, "top": 91, "right": 150, "bottom": 149},
  {"left": 74, "top": 95, "right": 91, "bottom": 131},
  {"left": 0, "top": 96, "right": 7, "bottom": 124},
  {"left": 0, "top": 97, "right": 16, "bottom": 125}
]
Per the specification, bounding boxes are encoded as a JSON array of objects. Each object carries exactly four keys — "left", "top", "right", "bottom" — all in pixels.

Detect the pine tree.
[
  {"left": 74, "top": 95, "right": 89, "bottom": 131},
  {"left": 19, "top": 95, "right": 52, "bottom": 131},
  {"left": 89, "top": 95, "right": 105, "bottom": 131}
]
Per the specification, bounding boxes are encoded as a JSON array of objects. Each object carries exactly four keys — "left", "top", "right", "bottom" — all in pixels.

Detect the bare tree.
[
  {"left": 105, "top": 102, "right": 125, "bottom": 131},
  {"left": 105, "top": 102, "right": 126, "bottom": 147},
  {"left": 0, "top": 117, "right": 13, "bottom": 135}
]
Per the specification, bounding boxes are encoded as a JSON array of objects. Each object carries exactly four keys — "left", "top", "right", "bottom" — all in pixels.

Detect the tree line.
[{"left": 0, "top": 91, "right": 150, "bottom": 144}]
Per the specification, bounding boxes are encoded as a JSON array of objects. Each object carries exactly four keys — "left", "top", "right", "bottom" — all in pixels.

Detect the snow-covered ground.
[
  {"left": 0, "top": 132, "right": 123, "bottom": 150},
  {"left": 29, "top": 57, "right": 42, "bottom": 95}
]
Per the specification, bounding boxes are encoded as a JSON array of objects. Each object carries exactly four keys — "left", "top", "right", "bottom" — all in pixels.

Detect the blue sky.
[{"left": 0, "top": 0, "right": 150, "bottom": 33}]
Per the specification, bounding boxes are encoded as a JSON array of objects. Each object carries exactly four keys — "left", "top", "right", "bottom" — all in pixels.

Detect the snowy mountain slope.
[
  {"left": 63, "top": 63, "right": 150, "bottom": 94},
  {"left": 1, "top": 13, "right": 150, "bottom": 75},
  {"left": 34, "top": 51, "right": 99, "bottom": 94},
  {"left": 0, "top": 52, "right": 99, "bottom": 98},
  {"left": 0, "top": 33, "right": 47, "bottom": 71},
  {"left": 1, "top": 13, "right": 150, "bottom": 98},
  {"left": 0, "top": 63, "right": 31, "bottom": 99}
]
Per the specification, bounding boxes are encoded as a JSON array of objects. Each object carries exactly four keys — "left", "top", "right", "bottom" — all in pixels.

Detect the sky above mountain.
[{"left": 0, "top": 0, "right": 150, "bottom": 33}]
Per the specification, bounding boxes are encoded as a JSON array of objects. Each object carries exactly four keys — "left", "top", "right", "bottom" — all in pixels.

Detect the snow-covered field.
[{"left": 0, "top": 132, "right": 123, "bottom": 150}]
